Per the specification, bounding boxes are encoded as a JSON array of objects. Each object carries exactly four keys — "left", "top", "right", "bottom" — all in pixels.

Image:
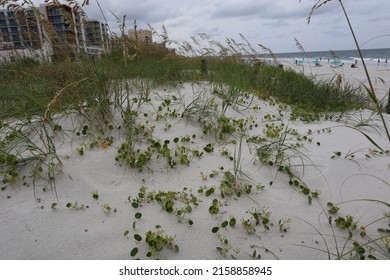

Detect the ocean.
[{"left": 273, "top": 48, "right": 390, "bottom": 65}]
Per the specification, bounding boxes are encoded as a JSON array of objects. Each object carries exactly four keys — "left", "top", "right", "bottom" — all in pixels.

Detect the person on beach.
[
  {"left": 378, "top": 59, "right": 380, "bottom": 66},
  {"left": 351, "top": 58, "right": 358, "bottom": 68}
]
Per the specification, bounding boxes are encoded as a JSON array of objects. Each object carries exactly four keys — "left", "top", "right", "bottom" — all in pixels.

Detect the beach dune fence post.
[{"left": 201, "top": 59, "right": 208, "bottom": 74}]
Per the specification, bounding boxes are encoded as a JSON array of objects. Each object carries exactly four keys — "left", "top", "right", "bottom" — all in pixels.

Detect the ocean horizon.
[{"left": 272, "top": 47, "right": 390, "bottom": 64}]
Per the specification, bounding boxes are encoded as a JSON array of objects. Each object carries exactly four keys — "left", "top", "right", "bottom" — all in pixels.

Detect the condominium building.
[
  {"left": 0, "top": 3, "right": 109, "bottom": 63},
  {"left": 45, "top": 4, "right": 81, "bottom": 58},
  {"left": 81, "top": 19, "right": 110, "bottom": 55},
  {"left": 0, "top": 6, "right": 50, "bottom": 63},
  {"left": 129, "top": 29, "right": 153, "bottom": 46}
]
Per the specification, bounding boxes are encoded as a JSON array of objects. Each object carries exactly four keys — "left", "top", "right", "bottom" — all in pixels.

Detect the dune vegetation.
[{"left": 0, "top": 0, "right": 389, "bottom": 260}]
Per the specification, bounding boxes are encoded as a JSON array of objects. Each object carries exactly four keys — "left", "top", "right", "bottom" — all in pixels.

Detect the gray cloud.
[{"left": 23, "top": 0, "right": 390, "bottom": 52}]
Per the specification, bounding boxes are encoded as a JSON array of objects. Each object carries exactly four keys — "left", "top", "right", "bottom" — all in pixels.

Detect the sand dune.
[{"left": 1, "top": 71, "right": 389, "bottom": 260}]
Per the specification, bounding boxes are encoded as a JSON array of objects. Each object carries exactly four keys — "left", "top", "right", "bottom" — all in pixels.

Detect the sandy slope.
[{"left": 1, "top": 66, "right": 389, "bottom": 260}]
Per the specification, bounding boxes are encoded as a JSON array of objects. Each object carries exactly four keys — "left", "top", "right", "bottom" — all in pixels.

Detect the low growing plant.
[{"left": 130, "top": 225, "right": 179, "bottom": 259}]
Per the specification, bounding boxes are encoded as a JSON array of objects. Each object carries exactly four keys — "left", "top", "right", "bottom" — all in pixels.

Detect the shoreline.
[
  {"left": 279, "top": 58, "right": 390, "bottom": 101},
  {"left": 273, "top": 48, "right": 390, "bottom": 62}
]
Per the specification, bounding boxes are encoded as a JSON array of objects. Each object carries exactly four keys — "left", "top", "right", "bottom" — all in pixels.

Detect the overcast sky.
[{"left": 33, "top": 1, "right": 390, "bottom": 53}]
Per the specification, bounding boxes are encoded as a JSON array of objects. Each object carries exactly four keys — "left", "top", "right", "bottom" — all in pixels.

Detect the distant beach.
[
  {"left": 277, "top": 53, "right": 390, "bottom": 102},
  {"left": 274, "top": 48, "right": 390, "bottom": 65}
]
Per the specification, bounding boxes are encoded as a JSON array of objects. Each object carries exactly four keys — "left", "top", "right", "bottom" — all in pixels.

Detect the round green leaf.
[
  {"left": 130, "top": 247, "right": 138, "bottom": 257},
  {"left": 134, "top": 234, "right": 142, "bottom": 242}
]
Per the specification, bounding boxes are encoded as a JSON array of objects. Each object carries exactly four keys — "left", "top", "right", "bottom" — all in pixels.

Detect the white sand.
[
  {"left": 1, "top": 71, "right": 389, "bottom": 260},
  {"left": 280, "top": 58, "right": 390, "bottom": 101}
]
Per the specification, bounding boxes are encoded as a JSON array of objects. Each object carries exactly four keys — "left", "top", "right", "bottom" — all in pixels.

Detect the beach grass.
[
  {"left": 302, "top": 0, "right": 390, "bottom": 142},
  {"left": 0, "top": 47, "right": 369, "bottom": 121}
]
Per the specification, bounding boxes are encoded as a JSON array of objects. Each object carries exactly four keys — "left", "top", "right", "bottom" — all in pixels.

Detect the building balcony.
[
  {"left": 0, "top": 27, "right": 8, "bottom": 33},
  {"left": 7, "top": 19, "right": 16, "bottom": 26},
  {"left": 47, "top": 9, "right": 62, "bottom": 16}
]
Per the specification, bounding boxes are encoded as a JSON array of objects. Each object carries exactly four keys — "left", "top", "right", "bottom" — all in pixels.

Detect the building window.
[
  {"left": 48, "top": 8, "right": 61, "bottom": 16},
  {"left": 10, "top": 27, "right": 18, "bottom": 34},
  {"left": 50, "top": 15, "right": 64, "bottom": 23},
  {"left": 30, "top": 25, "right": 38, "bottom": 32},
  {"left": 26, "top": 10, "right": 34, "bottom": 18},
  {"left": 53, "top": 23, "right": 65, "bottom": 31}
]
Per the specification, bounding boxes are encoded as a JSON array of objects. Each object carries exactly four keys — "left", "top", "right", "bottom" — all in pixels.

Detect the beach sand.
[
  {"left": 0, "top": 65, "right": 389, "bottom": 260},
  {"left": 281, "top": 58, "right": 390, "bottom": 101}
]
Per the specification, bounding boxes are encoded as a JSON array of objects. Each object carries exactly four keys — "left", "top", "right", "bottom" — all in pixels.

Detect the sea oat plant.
[{"left": 301, "top": 0, "right": 390, "bottom": 142}]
